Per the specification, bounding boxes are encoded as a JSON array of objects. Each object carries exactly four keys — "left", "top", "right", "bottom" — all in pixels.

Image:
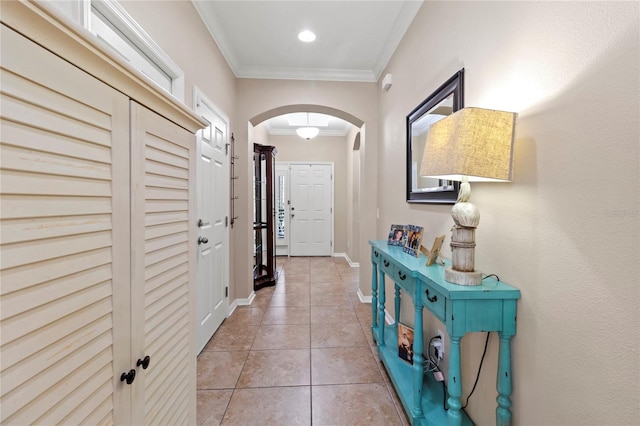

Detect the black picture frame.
[{"left": 406, "top": 69, "right": 464, "bottom": 203}]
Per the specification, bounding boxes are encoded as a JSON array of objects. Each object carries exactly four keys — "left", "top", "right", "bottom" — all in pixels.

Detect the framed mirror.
[{"left": 406, "top": 69, "right": 464, "bottom": 203}]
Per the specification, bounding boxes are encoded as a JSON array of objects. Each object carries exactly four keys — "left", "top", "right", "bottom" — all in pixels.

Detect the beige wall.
[
  {"left": 235, "top": 79, "right": 378, "bottom": 301},
  {"left": 378, "top": 1, "right": 639, "bottom": 425},
  {"left": 346, "top": 126, "right": 361, "bottom": 264}
]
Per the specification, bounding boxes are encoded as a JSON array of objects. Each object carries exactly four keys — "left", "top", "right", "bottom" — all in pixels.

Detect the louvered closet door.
[
  {"left": 130, "top": 102, "right": 196, "bottom": 426},
  {"left": 0, "top": 25, "right": 131, "bottom": 424}
]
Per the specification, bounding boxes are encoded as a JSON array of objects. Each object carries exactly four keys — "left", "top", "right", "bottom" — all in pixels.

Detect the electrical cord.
[
  {"left": 483, "top": 273, "right": 500, "bottom": 281},
  {"left": 461, "top": 332, "right": 491, "bottom": 408},
  {"left": 427, "top": 332, "right": 492, "bottom": 411}
]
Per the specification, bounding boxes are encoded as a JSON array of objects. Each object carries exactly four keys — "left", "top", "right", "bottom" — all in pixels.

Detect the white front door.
[
  {"left": 290, "top": 163, "right": 333, "bottom": 256},
  {"left": 195, "top": 90, "right": 229, "bottom": 354}
]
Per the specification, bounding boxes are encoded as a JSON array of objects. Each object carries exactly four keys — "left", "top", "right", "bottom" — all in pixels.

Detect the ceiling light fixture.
[
  {"left": 298, "top": 30, "right": 316, "bottom": 42},
  {"left": 296, "top": 113, "right": 319, "bottom": 140}
]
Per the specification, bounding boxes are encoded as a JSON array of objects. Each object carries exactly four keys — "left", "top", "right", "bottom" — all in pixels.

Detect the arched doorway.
[{"left": 249, "top": 104, "right": 364, "bottom": 265}]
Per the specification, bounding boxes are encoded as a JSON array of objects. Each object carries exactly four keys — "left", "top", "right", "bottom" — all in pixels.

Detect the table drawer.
[
  {"left": 421, "top": 283, "right": 446, "bottom": 322},
  {"left": 371, "top": 247, "right": 382, "bottom": 264},
  {"left": 394, "top": 263, "right": 411, "bottom": 284},
  {"left": 380, "top": 255, "right": 394, "bottom": 277}
]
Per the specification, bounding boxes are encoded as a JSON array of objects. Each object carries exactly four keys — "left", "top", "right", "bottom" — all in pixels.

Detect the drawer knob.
[
  {"left": 425, "top": 289, "right": 437, "bottom": 303},
  {"left": 383, "top": 260, "right": 390, "bottom": 267},
  {"left": 137, "top": 355, "right": 151, "bottom": 370},
  {"left": 374, "top": 251, "right": 379, "bottom": 257},
  {"left": 120, "top": 369, "right": 136, "bottom": 385},
  {"left": 398, "top": 271, "right": 406, "bottom": 280}
]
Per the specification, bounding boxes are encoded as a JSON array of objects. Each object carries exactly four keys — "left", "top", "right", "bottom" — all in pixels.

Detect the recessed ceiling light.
[{"left": 298, "top": 30, "right": 316, "bottom": 43}]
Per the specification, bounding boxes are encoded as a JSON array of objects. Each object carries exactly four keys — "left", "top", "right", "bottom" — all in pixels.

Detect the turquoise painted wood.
[{"left": 369, "top": 240, "right": 520, "bottom": 426}]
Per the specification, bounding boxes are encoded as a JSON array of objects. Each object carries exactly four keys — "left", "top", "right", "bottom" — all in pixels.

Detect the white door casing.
[
  {"left": 290, "top": 163, "right": 333, "bottom": 257},
  {"left": 275, "top": 163, "right": 290, "bottom": 256},
  {"left": 194, "top": 90, "right": 229, "bottom": 354}
]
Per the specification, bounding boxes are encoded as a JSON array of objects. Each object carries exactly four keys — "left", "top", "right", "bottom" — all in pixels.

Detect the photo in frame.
[
  {"left": 387, "top": 224, "right": 408, "bottom": 246},
  {"left": 398, "top": 323, "right": 415, "bottom": 365},
  {"left": 403, "top": 225, "right": 424, "bottom": 257}
]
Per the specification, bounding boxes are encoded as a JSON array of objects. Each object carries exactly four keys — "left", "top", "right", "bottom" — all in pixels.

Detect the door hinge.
[
  {"left": 225, "top": 216, "right": 229, "bottom": 227},
  {"left": 225, "top": 286, "right": 229, "bottom": 297}
]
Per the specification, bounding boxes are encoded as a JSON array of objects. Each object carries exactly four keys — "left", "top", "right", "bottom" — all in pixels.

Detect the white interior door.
[
  {"left": 195, "top": 91, "right": 229, "bottom": 354},
  {"left": 290, "top": 164, "right": 333, "bottom": 256}
]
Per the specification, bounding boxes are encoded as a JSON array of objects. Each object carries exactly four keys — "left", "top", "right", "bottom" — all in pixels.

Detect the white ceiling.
[
  {"left": 263, "top": 113, "right": 352, "bottom": 137},
  {"left": 191, "top": 0, "right": 423, "bottom": 136}
]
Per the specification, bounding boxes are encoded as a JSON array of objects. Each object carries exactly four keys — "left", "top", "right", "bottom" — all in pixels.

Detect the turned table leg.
[
  {"left": 412, "top": 302, "right": 424, "bottom": 419},
  {"left": 496, "top": 332, "right": 514, "bottom": 426},
  {"left": 371, "top": 260, "right": 378, "bottom": 342},
  {"left": 378, "top": 264, "right": 386, "bottom": 346},
  {"left": 447, "top": 336, "right": 463, "bottom": 426}
]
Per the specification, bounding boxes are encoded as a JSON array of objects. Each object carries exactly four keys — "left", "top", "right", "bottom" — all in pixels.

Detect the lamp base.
[{"left": 445, "top": 267, "right": 483, "bottom": 286}]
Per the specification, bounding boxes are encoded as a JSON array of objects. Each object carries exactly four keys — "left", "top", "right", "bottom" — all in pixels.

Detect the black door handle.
[
  {"left": 425, "top": 289, "right": 438, "bottom": 303},
  {"left": 198, "top": 236, "right": 208, "bottom": 245},
  {"left": 120, "top": 369, "right": 136, "bottom": 385},
  {"left": 197, "top": 219, "right": 204, "bottom": 228},
  {"left": 137, "top": 355, "right": 151, "bottom": 370}
]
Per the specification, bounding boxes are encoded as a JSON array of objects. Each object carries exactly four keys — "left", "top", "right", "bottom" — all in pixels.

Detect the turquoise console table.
[{"left": 369, "top": 240, "right": 520, "bottom": 426}]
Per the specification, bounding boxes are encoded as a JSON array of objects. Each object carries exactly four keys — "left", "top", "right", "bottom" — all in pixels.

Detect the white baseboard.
[
  {"left": 229, "top": 291, "right": 255, "bottom": 316},
  {"left": 333, "top": 252, "right": 360, "bottom": 268},
  {"left": 385, "top": 309, "right": 395, "bottom": 325},
  {"left": 357, "top": 288, "right": 372, "bottom": 304}
]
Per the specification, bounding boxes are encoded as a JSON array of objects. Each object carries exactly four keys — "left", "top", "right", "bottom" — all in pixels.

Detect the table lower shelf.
[{"left": 374, "top": 324, "right": 474, "bottom": 426}]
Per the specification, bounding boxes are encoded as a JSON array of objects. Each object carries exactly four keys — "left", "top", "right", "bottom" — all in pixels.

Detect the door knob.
[
  {"left": 291, "top": 207, "right": 295, "bottom": 211},
  {"left": 137, "top": 355, "right": 151, "bottom": 370},
  {"left": 198, "top": 236, "right": 208, "bottom": 245},
  {"left": 120, "top": 369, "right": 136, "bottom": 385},
  {"left": 291, "top": 214, "right": 295, "bottom": 218}
]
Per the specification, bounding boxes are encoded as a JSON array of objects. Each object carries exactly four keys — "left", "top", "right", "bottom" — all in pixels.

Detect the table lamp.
[{"left": 420, "top": 107, "right": 517, "bottom": 285}]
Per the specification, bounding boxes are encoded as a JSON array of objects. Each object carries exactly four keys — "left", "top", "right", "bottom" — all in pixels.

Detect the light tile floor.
[{"left": 197, "top": 256, "right": 410, "bottom": 426}]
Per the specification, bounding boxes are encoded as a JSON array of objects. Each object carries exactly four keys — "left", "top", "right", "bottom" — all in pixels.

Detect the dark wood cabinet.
[{"left": 253, "top": 143, "right": 278, "bottom": 290}]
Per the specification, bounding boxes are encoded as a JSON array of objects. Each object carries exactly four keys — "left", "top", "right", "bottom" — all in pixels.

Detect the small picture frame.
[
  {"left": 387, "top": 224, "right": 407, "bottom": 246},
  {"left": 403, "top": 225, "right": 424, "bottom": 257},
  {"left": 398, "top": 323, "right": 415, "bottom": 365}
]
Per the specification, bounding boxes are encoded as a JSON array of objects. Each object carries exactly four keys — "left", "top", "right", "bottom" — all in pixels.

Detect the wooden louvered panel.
[
  {"left": 1, "top": 119, "right": 112, "bottom": 164},
  {"left": 6, "top": 340, "right": 113, "bottom": 423},
  {"left": 1, "top": 214, "right": 112, "bottom": 245},
  {"left": 1, "top": 261, "right": 112, "bottom": 319},
  {"left": 1, "top": 230, "right": 112, "bottom": 270},
  {"left": 0, "top": 195, "right": 113, "bottom": 219},
  {"left": 130, "top": 101, "right": 196, "bottom": 426},
  {"left": 0, "top": 247, "right": 112, "bottom": 294},
  {"left": 0, "top": 298, "right": 113, "bottom": 371},
  {"left": 0, "top": 25, "right": 130, "bottom": 425},
  {"left": 145, "top": 220, "right": 189, "bottom": 240}
]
